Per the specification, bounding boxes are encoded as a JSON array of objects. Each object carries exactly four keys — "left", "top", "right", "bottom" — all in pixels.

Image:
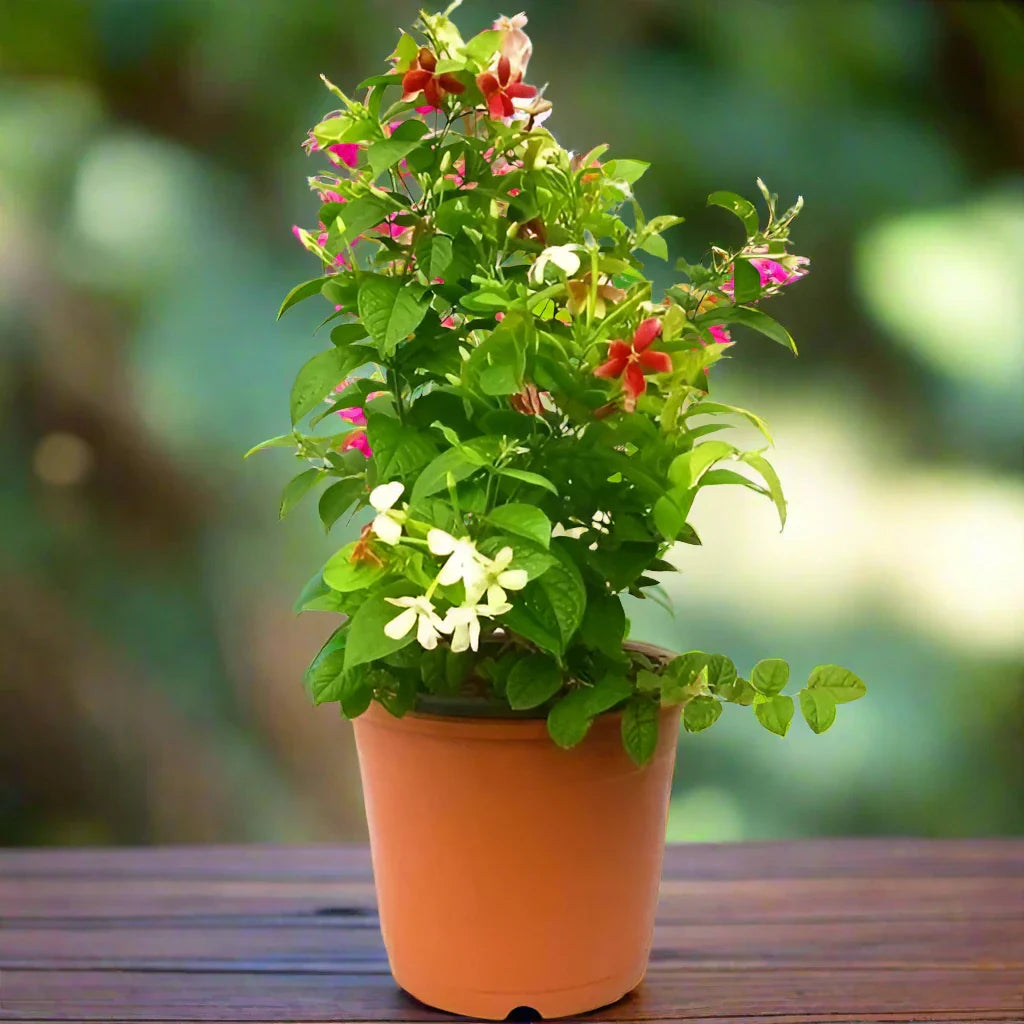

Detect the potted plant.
[{"left": 251, "top": 5, "right": 867, "bottom": 1019}]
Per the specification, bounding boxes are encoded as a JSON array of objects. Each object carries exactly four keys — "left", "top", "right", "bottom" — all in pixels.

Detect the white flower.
[
  {"left": 466, "top": 545, "right": 529, "bottom": 605},
  {"left": 443, "top": 598, "right": 512, "bottom": 653},
  {"left": 529, "top": 244, "right": 582, "bottom": 284},
  {"left": 427, "top": 529, "right": 489, "bottom": 595},
  {"left": 369, "top": 481, "right": 406, "bottom": 545},
  {"left": 384, "top": 595, "right": 447, "bottom": 650}
]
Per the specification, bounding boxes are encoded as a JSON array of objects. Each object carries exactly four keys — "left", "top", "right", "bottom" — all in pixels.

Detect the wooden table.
[{"left": 1, "top": 840, "right": 1021, "bottom": 1022}]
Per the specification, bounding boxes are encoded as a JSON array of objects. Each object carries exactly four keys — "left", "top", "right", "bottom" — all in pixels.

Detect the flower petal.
[
  {"left": 427, "top": 528, "right": 457, "bottom": 556},
  {"left": 476, "top": 72, "right": 500, "bottom": 95},
  {"left": 416, "top": 614, "right": 440, "bottom": 650},
  {"left": 497, "top": 568, "right": 528, "bottom": 591},
  {"left": 372, "top": 513, "right": 402, "bottom": 545},
  {"left": 638, "top": 349, "right": 672, "bottom": 373},
  {"left": 384, "top": 607, "right": 417, "bottom": 640},
  {"left": 632, "top": 317, "right": 662, "bottom": 351},
  {"left": 487, "top": 91, "right": 508, "bottom": 120},
  {"left": 369, "top": 481, "right": 404, "bottom": 512},
  {"left": 506, "top": 82, "right": 537, "bottom": 99},
  {"left": 401, "top": 68, "right": 432, "bottom": 99},
  {"left": 438, "top": 73, "right": 465, "bottom": 94},
  {"left": 623, "top": 361, "right": 646, "bottom": 409}
]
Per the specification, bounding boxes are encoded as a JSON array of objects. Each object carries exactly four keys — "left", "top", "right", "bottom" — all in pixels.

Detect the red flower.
[
  {"left": 401, "top": 48, "right": 465, "bottom": 108},
  {"left": 476, "top": 55, "right": 537, "bottom": 120},
  {"left": 594, "top": 317, "right": 672, "bottom": 412}
]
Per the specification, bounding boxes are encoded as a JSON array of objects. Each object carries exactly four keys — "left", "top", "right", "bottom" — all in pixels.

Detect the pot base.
[{"left": 398, "top": 969, "right": 644, "bottom": 1021}]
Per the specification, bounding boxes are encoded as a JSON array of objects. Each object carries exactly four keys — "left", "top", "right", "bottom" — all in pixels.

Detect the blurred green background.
[{"left": 1, "top": 0, "right": 1021, "bottom": 846}]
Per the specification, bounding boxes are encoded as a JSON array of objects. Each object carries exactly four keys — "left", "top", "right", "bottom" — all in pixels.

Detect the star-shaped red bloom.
[
  {"left": 594, "top": 317, "right": 672, "bottom": 412},
  {"left": 401, "top": 48, "right": 465, "bottom": 108},
  {"left": 476, "top": 55, "right": 538, "bottom": 120}
]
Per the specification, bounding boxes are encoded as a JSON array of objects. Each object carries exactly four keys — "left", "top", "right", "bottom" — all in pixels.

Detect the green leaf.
[
  {"left": 740, "top": 452, "right": 787, "bottom": 528},
  {"left": 751, "top": 657, "right": 790, "bottom": 697},
  {"left": 461, "top": 28, "right": 502, "bottom": 65},
  {"left": 357, "top": 275, "right": 428, "bottom": 356},
  {"left": 799, "top": 688, "right": 837, "bottom": 734},
  {"left": 244, "top": 433, "right": 295, "bottom": 459},
  {"left": 330, "top": 323, "right": 368, "bottom": 348},
  {"left": 339, "top": 668, "right": 374, "bottom": 718},
  {"left": 319, "top": 478, "right": 365, "bottom": 531},
  {"left": 366, "top": 415, "right": 438, "bottom": 480},
  {"left": 500, "top": 543, "right": 585, "bottom": 656},
  {"left": 290, "top": 348, "right": 352, "bottom": 424},
  {"left": 479, "top": 534, "right": 556, "bottom": 581},
  {"left": 604, "top": 159, "right": 650, "bottom": 184},
  {"left": 696, "top": 305, "right": 797, "bottom": 354},
  {"left": 707, "top": 190, "right": 759, "bottom": 235},
  {"left": 506, "top": 653, "right": 563, "bottom": 710},
  {"left": 411, "top": 439, "right": 499, "bottom": 502},
  {"left": 466, "top": 322, "right": 525, "bottom": 395},
  {"left": 497, "top": 467, "right": 559, "bottom": 495},
  {"left": 577, "top": 592, "right": 626, "bottom": 657},
  {"left": 653, "top": 492, "right": 691, "bottom": 542},
  {"left": 485, "top": 504, "right": 552, "bottom": 548},
  {"left": 416, "top": 233, "right": 454, "bottom": 281},
  {"left": 731, "top": 258, "right": 761, "bottom": 304},
  {"left": 280, "top": 468, "right": 325, "bottom": 518},
  {"left": 637, "top": 233, "right": 668, "bottom": 260},
  {"left": 547, "top": 689, "right": 594, "bottom": 748},
  {"left": 333, "top": 194, "right": 400, "bottom": 248},
  {"left": 666, "top": 651, "right": 708, "bottom": 688},
  {"left": 547, "top": 674, "right": 631, "bottom": 749},
  {"left": 683, "top": 695, "right": 722, "bottom": 733},
  {"left": 322, "top": 542, "right": 386, "bottom": 592},
  {"left": 343, "top": 586, "right": 417, "bottom": 671},
  {"left": 373, "top": 666, "right": 419, "bottom": 717},
  {"left": 540, "top": 542, "right": 587, "bottom": 647},
  {"left": 621, "top": 696, "right": 660, "bottom": 765},
  {"left": 668, "top": 441, "right": 735, "bottom": 488},
  {"left": 754, "top": 694, "right": 794, "bottom": 736},
  {"left": 305, "top": 648, "right": 347, "bottom": 705},
  {"left": 367, "top": 119, "right": 430, "bottom": 177},
  {"left": 686, "top": 401, "right": 773, "bottom": 444},
  {"left": 278, "top": 277, "right": 328, "bottom": 319},
  {"left": 705, "top": 654, "right": 738, "bottom": 693},
  {"left": 806, "top": 664, "right": 867, "bottom": 704}
]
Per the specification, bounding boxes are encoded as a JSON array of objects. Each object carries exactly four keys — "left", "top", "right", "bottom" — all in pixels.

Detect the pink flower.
[
  {"left": 707, "top": 325, "right": 732, "bottom": 346},
  {"left": 318, "top": 190, "right": 346, "bottom": 204},
  {"left": 341, "top": 431, "right": 372, "bottom": 458},
  {"left": 723, "top": 255, "right": 809, "bottom": 296},
  {"left": 492, "top": 12, "right": 532, "bottom": 76},
  {"left": 334, "top": 381, "right": 385, "bottom": 459},
  {"left": 441, "top": 316, "right": 457, "bottom": 329},
  {"left": 594, "top": 317, "right": 671, "bottom": 413},
  {"left": 750, "top": 256, "right": 808, "bottom": 287},
  {"left": 326, "top": 143, "right": 360, "bottom": 168},
  {"left": 334, "top": 381, "right": 368, "bottom": 428},
  {"left": 375, "top": 212, "right": 406, "bottom": 239}
]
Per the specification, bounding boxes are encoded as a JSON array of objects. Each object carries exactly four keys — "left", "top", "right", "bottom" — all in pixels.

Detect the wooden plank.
[
  {"left": 1, "top": 917, "right": 1022, "bottom": 971},
  {"left": 1, "top": 841, "right": 1022, "bottom": 1023},
  {"left": 2, "top": 838, "right": 1022, "bottom": 880},
  {"left": 1, "top": 966, "right": 1022, "bottom": 1021},
  {"left": 2, "top": 876, "right": 1021, "bottom": 923}
]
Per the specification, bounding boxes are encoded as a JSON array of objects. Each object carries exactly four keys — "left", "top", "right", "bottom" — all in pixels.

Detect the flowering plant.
[{"left": 252, "top": 4, "right": 865, "bottom": 764}]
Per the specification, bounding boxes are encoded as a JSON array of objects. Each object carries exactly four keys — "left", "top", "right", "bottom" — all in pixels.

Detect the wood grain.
[{"left": 1, "top": 841, "right": 1022, "bottom": 1023}]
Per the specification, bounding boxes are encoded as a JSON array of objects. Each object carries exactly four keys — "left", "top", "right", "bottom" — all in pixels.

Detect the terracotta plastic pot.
[{"left": 351, "top": 672, "right": 681, "bottom": 1020}]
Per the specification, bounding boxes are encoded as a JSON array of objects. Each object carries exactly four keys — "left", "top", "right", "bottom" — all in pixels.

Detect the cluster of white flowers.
[{"left": 367, "top": 482, "right": 529, "bottom": 652}]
